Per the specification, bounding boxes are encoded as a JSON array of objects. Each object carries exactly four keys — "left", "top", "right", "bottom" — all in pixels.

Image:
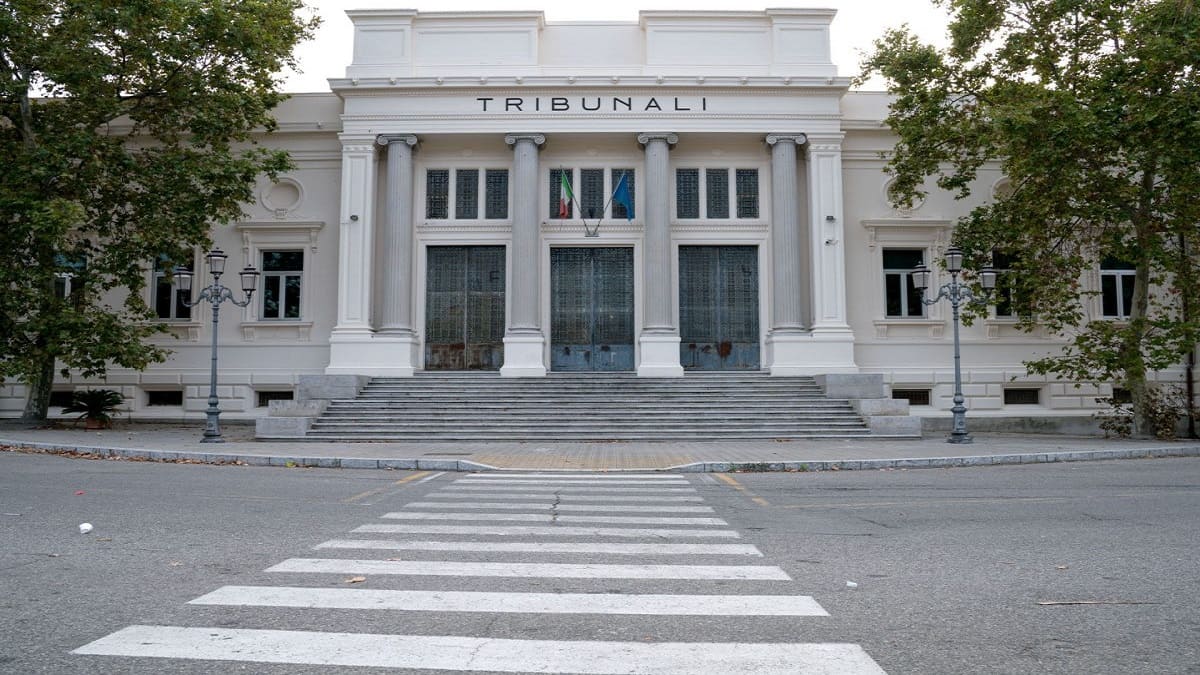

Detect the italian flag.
[{"left": 558, "top": 171, "right": 573, "bottom": 218}]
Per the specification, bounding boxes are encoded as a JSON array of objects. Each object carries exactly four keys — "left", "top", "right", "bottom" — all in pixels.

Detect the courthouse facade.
[{"left": 2, "top": 8, "right": 1162, "bottom": 418}]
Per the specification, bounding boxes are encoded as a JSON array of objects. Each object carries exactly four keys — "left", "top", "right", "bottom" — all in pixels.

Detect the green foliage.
[
  {"left": 61, "top": 388, "right": 123, "bottom": 426},
  {"left": 0, "top": 0, "right": 319, "bottom": 420},
  {"left": 861, "top": 0, "right": 1200, "bottom": 436},
  {"left": 1095, "top": 385, "right": 1192, "bottom": 439}
]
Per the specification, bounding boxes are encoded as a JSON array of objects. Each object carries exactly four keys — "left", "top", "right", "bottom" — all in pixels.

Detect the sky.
[{"left": 281, "top": 1, "right": 951, "bottom": 93}]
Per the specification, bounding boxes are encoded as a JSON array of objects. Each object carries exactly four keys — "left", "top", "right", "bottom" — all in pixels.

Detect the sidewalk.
[{"left": 2, "top": 421, "right": 1198, "bottom": 472}]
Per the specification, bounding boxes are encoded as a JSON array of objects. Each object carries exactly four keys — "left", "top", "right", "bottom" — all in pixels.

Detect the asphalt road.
[{"left": 1, "top": 450, "right": 1197, "bottom": 674}]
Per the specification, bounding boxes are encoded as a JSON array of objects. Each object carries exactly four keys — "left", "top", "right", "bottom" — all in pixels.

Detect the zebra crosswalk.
[{"left": 74, "top": 471, "right": 887, "bottom": 673}]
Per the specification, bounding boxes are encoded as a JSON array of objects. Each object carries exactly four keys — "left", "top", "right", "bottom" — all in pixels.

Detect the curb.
[{"left": 4, "top": 438, "right": 1199, "bottom": 472}]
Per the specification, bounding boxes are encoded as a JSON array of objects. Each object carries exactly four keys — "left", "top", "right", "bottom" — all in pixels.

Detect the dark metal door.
[
  {"left": 679, "top": 245, "right": 760, "bottom": 370},
  {"left": 424, "top": 246, "right": 505, "bottom": 370},
  {"left": 551, "top": 247, "right": 635, "bottom": 372}
]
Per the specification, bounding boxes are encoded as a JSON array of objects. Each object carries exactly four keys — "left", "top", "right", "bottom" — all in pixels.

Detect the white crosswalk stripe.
[
  {"left": 189, "top": 586, "right": 825, "bottom": 615},
  {"left": 352, "top": 523, "right": 741, "bottom": 538},
  {"left": 314, "top": 539, "right": 764, "bottom": 555},
  {"left": 403, "top": 500, "right": 716, "bottom": 512},
  {"left": 74, "top": 472, "right": 888, "bottom": 673},
  {"left": 75, "top": 626, "right": 886, "bottom": 674},
  {"left": 379, "top": 510, "right": 729, "bottom": 525}
]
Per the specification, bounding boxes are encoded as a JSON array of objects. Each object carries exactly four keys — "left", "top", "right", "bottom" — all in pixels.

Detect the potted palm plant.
[{"left": 62, "top": 389, "right": 124, "bottom": 429}]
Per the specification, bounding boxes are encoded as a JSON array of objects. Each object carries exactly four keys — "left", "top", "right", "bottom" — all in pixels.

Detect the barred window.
[
  {"left": 676, "top": 169, "right": 700, "bottom": 219},
  {"left": 736, "top": 169, "right": 759, "bottom": 219},
  {"left": 706, "top": 169, "right": 729, "bottom": 219},
  {"left": 455, "top": 169, "right": 479, "bottom": 220},
  {"left": 426, "top": 169, "right": 449, "bottom": 219},
  {"left": 611, "top": 168, "right": 635, "bottom": 220},
  {"left": 485, "top": 169, "right": 508, "bottom": 219},
  {"left": 676, "top": 168, "right": 759, "bottom": 219},
  {"left": 581, "top": 169, "right": 605, "bottom": 219}
]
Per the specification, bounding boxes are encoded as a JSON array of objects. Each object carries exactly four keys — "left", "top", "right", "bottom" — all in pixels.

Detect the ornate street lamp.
[
  {"left": 911, "top": 247, "right": 997, "bottom": 444},
  {"left": 173, "top": 249, "right": 259, "bottom": 443}
]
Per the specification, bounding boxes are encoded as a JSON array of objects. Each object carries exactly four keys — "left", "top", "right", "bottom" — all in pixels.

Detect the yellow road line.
[
  {"left": 343, "top": 471, "right": 435, "bottom": 504},
  {"left": 714, "top": 473, "right": 770, "bottom": 506}
]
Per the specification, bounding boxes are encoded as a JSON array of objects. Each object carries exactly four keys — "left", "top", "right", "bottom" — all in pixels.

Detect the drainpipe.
[{"left": 1183, "top": 233, "right": 1197, "bottom": 438}]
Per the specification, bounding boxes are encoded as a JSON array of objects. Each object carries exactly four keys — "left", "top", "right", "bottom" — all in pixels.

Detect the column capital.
[
  {"left": 637, "top": 132, "right": 678, "bottom": 147},
  {"left": 376, "top": 133, "right": 418, "bottom": 148},
  {"left": 504, "top": 133, "right": 546, "bottom": 147},
  {"left": 766, "top": 133, "right": 807, "bottom": 146},
  {"left": 339, "top": 133, "right": 381, "bottom": 154}
]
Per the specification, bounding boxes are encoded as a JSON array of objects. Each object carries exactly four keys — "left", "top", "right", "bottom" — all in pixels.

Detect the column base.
[
  {"left": 500, "top": 333, "right": 547, "bottom": 377},
  {"left": 637, "top": 333, "right": 684, "bottom": 377},
  {"left": 326, "top": 330, "right": 419, "bottom": 377},
  {"left": 767, "top": 329, "right": 858, "bottom": 376}
]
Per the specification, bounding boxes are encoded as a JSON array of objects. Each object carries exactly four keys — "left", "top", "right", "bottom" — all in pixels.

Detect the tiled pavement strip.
[{"left": 2, "top": 423, "right": 1198, "bottom": 471}]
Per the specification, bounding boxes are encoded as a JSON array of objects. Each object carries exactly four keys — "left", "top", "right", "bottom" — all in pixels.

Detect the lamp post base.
[{"left": 946, "top": 432, "right": 973, "bottom": 444}]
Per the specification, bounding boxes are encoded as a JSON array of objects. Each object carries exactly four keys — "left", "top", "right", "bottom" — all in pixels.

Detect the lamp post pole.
[
  {"left": 174, "top": 249, "right": 259, "bottom": 443},
  {"left": 912, "top": 247, "right": 996, "bottom": 444}
]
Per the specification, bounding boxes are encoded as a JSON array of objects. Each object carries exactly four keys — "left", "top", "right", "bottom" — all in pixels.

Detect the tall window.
[
  {"left": 261, "top": 250, "right": 303, "bottom": 320},
  {"left": 1101, "top": 257, "right": 1136, "bottom": 318},
  {"left": 53, "top": 253, "right": 86, "bottom": 301},
  {"left": 426, "top": 168, "right": 508, "bottom": 220},
  {"left": 992, "top": 251, "right": 1029, "bottom": 318},
  {"left": 549, "top": 168, "right": 635, "bottom": 220},
  {"left": 883, "top": 249, "right": 925, "bottom": 317},
  {"left": 676, "top": 168, "right": 759, "bottom": 220},
  {"left": 153, "top": 257, "right": 191, "bottom": 320}
]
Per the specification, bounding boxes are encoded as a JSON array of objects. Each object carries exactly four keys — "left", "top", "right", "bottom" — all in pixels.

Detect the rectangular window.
[
  {"left": 735, "top": 169, "right": 759, "bottom": 219},
  {"left": 883, "top": 249, "right": 926, "bottom": 318},
  {"left": 676, "top": 168, "right": 759, "bottom": 219},
  {"left": 261, "top": 250, "right": 303, "bottom": 320},
  {"left": 705, "top": 169, "right": 729, "bottom": 219},
  {"left": 485, "top": 169, "right": 508, "bottom": 219},
  {"left": 146, "top": 390, "right": 184, "bottom": 407},
  {"left": 891, "top": 389, "right": 931, "bottom": 406},
  {"left": 550, "top": 168, "right": 573, "bottom": 219},
  {"left": 1100, "top": 257, "right": 1136, "bottom": 318},
  {"left": 992, "top": 251, "right": 1027, "bottom": 318},
  {"left": 425, "top": 169, "right": 449, "bottom": 219},
  {"left": 611, "top": 168, "right": 635, "bottom": 220},
  {"left": 49, "top": 390, "right": 76, "bottom": 408},
  {"left": 676, "top": 169, "right": 700, "bottom": 219},
  {"left": 257, "top": 390, "right": 294, "bottom": 407},
  {"left": 1003, "top": 388, "right": 1042, "bottom": 405},
  {"left": 153, "top": 257, "right": 191, "bottom": 320},
  {"left": 580, "top": 169, "right": 605, "bottom": 219},
  {"left": 53, "top": 253, "right": 86, "bottom": 301},
  {"left": 455, "top": 169, "right": 479, "bottom": 220}
]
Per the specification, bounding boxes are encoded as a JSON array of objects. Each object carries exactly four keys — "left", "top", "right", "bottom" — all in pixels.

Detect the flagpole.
[{"left": 559, "top": 166, "right": 597, "bottom": 237}]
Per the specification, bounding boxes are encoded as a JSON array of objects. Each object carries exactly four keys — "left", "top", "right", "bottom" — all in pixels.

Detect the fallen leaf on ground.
[{"left": 344, "top": 576, "right": 367, "bottom": 584}]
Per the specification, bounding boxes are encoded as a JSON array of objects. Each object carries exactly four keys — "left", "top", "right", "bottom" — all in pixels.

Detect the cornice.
[{"left": 331, "top": 76, "right": 853, "bottom": 93}]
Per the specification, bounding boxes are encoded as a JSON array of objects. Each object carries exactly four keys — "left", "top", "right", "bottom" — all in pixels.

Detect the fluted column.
[
  {"left": 636, "top": 132, "right": 683, "bottom": 377},
  {"left": 376, "top": 134, "right": 418, "bottom": 335},
  {"left": 767, "top": 134, "right": 807, "bottom": 334},
  {"left": 501, "top": 133, "right": 547, "bottom": 377}
]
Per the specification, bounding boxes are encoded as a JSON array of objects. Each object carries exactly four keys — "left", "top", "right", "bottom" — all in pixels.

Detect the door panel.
[
  {"left": 551, "top": 247, "right": 635, "bottom": 372},
  {"left": 679, "top": 246, "right": 760, "bottom": 370},
  {"left": 425, "top": 246, "right": 505, "bottom": 370}
]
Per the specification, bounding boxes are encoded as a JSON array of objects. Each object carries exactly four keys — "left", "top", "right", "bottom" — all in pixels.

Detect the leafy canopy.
[
  {"left": 0, "top": 0, "right": 318, "bottom": 419},
  {"left": 861, "top": 0, "right": 1200, "bottom": 432}
]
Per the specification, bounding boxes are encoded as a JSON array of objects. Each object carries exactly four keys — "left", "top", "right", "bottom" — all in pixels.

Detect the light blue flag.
[{"left": 611, "top": 172, "right": 634, "bottom": 221}]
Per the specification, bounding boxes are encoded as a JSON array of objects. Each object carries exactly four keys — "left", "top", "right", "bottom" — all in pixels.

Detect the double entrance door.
[
  {"left": 679, "top": 245, "right": 760, "bottom": 370},
  {"left": 550, "top": 247, "right": 635, "bottom": 372},
  {"left": 424, "top": 246, "right": 506, "bottom": 370}
]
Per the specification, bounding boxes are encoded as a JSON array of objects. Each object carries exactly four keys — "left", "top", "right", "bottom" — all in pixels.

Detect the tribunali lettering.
[{"left": 477, "top": 96, "right": 709, "bottom": 113}]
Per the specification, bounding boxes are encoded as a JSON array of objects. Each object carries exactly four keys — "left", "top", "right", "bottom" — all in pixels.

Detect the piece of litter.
[
  {"left": 1056, "top": 565, "right": 1069, "bottom": 570},
  {"left": 78, "top": 523, "right": 93, "bottom": 534},
  {"left": 2, "top": 513, "right": 21, "bottom": 517},
  {"left": 345, "top": 576, "right": 367, "bottom": 584},
  {"left": 1037, "top": 600, "right": 1159, "bottom": 606},
  {"left": 846, "top": 581, "right": 858, "bottom": 589},
  {"left": 96, "top": 537, "right": 112, "bottom": 542},
  {"left": 74, "top": 491, "right": 85, "bottom": 496}
]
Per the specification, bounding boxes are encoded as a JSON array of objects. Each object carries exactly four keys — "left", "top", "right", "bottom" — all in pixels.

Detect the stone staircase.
[{"left": 302, "top": 372, "right": 874, "bottom": 442}]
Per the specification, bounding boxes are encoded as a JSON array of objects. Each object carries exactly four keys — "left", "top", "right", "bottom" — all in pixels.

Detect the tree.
[
  {"left": 861, "top": 0, "right": 1200, "bottom": 436},
  {"left": 0, "top": 1, "right": 319, "bottom": 421}
]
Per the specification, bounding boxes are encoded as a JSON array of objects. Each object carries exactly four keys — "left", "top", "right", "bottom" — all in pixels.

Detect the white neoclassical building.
[{"left": 1, "top": 8, "right": 1174, "bottom": 421}]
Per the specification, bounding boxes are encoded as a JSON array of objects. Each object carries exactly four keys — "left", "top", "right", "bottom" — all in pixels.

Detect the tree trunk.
[
  {"left": 1125, "top": 167, "right": 1157, "bottom": 436},
  {"left": 20, "top": 352, "right": 56, "bottom": 423}
]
